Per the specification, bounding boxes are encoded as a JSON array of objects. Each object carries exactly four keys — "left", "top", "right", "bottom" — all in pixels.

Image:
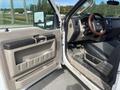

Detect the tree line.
[
  {"left": 60, "top": 2, "right": 120, "bottom": 17},
  {"left": 1, "top": 1, "right": 120, "bottom": 17},
  {"left": 86, "top": 3, "right": 120, "bottom": 17}
]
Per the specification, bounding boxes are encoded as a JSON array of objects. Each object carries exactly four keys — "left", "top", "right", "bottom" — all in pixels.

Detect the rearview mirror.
[{"left": 107, "top": 0, "right": 119, "bottom": 5}]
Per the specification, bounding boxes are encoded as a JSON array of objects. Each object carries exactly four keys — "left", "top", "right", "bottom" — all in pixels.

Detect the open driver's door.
[{"left": 0, "top": 0, "right": 62, "bottom": 90}]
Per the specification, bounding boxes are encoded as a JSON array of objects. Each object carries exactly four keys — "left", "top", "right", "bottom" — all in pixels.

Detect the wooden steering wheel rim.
[{"left": 88, "top": 13, "right": 106, "bottom": 36}]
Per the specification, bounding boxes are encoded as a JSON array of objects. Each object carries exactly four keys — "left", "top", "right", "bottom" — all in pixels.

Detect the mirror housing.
[{"left": 107, "top": 0, "right": 119, "bottom": 5}]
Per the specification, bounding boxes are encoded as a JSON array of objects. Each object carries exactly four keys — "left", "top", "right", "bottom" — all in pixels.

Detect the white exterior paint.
[
  {"left": 1, "top": 0, "right": 120, "bottom": 90},
  {"left": 62, "top": 31, "right": 101, "bottom": 90},
  {"left": 0, "top": 69, "right": 9, "bottom": 90}
]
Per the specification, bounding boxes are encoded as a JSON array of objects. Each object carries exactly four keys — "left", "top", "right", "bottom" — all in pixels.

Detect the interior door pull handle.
[{"left": 36, "top": 37, "right": 46, "bottom": 43}]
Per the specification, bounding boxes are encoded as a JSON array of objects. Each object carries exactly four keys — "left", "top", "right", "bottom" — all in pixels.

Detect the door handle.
[
  {"left": 33, "top": 35, "right": 47, "bottom": 43},
  {"left": 36, "top": 36, "right": 47, "bottom": 43}
]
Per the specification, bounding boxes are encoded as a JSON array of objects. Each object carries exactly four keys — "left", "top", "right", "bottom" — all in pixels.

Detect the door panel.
[{"left": 0, "top": 27, "right": 62, "bottom": 90}]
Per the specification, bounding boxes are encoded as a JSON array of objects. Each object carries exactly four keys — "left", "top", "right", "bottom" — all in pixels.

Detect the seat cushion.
[
  {"left": 84, "top": 42, "right": 114, "bottom": 60},
  {"left": 84, "top": 40, "right": 120, "bottom": 85}
]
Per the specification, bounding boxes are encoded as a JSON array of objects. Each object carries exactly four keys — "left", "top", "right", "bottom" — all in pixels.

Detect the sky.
[
  {"left": 0, "top": 0, "right": 36, "bottom": 8},
  {"left": 0, "top": 0, "right": 120, "bottom": 9},
  {"left": 56, "top": 0, "right": 107, "bottom": 5}
]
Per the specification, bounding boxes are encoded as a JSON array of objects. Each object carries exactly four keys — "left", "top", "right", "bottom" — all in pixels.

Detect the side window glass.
[
  {"left": 0, "top": 0, "right": 58, "bottom": 29},
  {"left": 33, "top": 0, "right": 56, "bottom": 29},
  {"left": 0, "top": 0, "right": 37, "bottom": 26},
  {"left": 0, "top": 0, "right": 11, "bottom": 25}
]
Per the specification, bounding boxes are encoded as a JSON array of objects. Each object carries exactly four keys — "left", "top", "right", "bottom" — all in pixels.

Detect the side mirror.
[
  {"left": 107, "top": 0, "right": 119, "bottom": 5},
  {"left": 34, "top": 12, "right": 46, "bottom": 28}
]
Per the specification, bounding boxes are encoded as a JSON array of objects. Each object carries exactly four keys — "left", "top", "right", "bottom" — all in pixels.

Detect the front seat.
[
  {"left": 84, "top": 40, "right": 120, "bottom": 85},
  {"left": 84, "top": 40, "right": 120, "bottom": 61}
]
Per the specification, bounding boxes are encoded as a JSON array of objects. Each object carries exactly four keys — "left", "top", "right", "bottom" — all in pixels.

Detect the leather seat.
[
  {"left": 84, "top": 40, "right": 120, "bottom": 85},
  {"left": 84, "top": 40, "right": 120, "bottom": 61}
]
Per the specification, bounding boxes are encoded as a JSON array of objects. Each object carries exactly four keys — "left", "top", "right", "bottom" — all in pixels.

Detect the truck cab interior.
[
  {"left": 1, "top": 0, "right": 120, "bottom": 90},
  {"left": 66, "top": 0, "right": 120, "bottom": 89}
]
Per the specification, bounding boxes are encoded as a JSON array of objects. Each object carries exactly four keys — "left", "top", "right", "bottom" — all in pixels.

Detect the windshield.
[
  {"left": 77, "top": 0, "right": 94, "bottom": 14},
  {"left": 55, "top": 0, "right": 93, "bottom": 19},
  {"left": 55, "top": 0, "right": 93, "bottom": 14},
  {"left": 78, "top": 0, "right": 120, "bottom": 17},
  {"left": 55, "top": 0, "right": 79, "bottom": 15}
]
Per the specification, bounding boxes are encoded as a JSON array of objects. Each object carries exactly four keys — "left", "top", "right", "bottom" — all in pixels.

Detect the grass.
[
  {"left": 1, "top": 13, "right": 33, "bottom": 25},
  {"left": 0, "top": 13, "right": 53, "bottom": 28}
]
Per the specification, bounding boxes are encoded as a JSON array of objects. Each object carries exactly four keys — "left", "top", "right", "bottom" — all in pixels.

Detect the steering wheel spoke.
[{"left": 88, "top": 13, "right": 106, "bottom": 36}]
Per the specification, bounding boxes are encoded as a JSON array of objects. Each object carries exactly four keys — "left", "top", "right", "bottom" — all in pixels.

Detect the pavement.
[{"left": 27, "top": 68, "right": 89, "bottom": 90}]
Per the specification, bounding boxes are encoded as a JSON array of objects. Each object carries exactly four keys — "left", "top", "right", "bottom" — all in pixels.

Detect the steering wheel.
[{"left": 88, "top": 13, "right": 106, "bottom": 36}]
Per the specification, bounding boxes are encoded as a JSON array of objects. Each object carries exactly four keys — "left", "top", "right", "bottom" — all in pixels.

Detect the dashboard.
[
  {"left": 67, "top": 14, "right": 120, "bottom": 43},
  {"left": 105, "top": 17, "right": 120, "bottom": 31}
]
